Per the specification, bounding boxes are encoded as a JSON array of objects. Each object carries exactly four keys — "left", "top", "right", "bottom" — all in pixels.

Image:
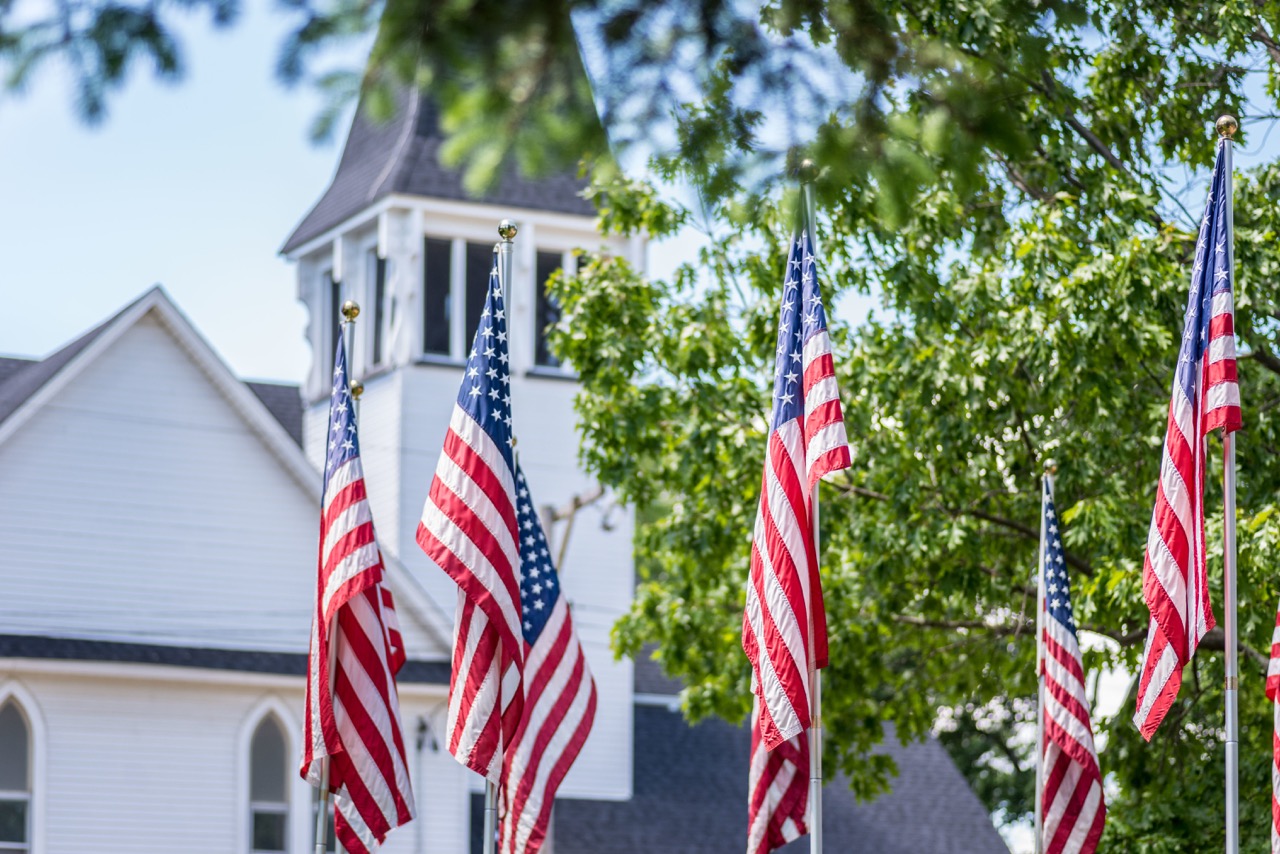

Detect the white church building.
[{"left": 0, "top": 88, "right": 1008, "bottom": 854}]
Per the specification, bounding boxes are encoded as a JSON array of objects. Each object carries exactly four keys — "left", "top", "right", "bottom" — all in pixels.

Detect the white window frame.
[
  {"left": 531, "top": 248, "right": 576, "bottom": 373},
  {"left": 0, "top": 683, "right": 42, "bottom": 854},
  {"left": 239, "top": 698, "right": 311, "bottom": 854},
  {"left": 364, "top": 244, "right": 389, "bottom": 369}
]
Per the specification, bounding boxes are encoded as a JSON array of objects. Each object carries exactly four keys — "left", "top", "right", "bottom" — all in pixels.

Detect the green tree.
[{"left": 13, "top": 0, "right": 1280, "bottom": 847}]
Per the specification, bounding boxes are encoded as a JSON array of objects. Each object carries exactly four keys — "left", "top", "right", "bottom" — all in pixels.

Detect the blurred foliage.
[{"left": 12, "top": 0, "right": 1280, "bottom": 847}]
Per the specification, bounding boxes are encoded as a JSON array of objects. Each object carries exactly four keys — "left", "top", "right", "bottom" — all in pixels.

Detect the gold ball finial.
[
  {"left": 350, "top": 380, "right": 364, "bottom": 401},
  {"left": 1044, "top": 458, "right": 1058, "bottom": 475},
  {"left": 1216, "top": 115, "right": 1238, "bottom": 140},
  {"left": 798, "top": 158, "right": 818, "bottom": 183},
  {"left": 341, "top": 300, "right": 360, "bottom": 322},
  {"left": 498, "top": 219, "right": 518, "bottom": 241}
]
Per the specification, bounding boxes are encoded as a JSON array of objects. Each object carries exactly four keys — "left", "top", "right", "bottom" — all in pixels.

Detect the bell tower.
[{"left": 282, "top": 87, "right": 642, "bottom": 808}]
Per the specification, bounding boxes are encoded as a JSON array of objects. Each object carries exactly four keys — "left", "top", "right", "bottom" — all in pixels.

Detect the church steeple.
[
  {"left": 282, "top": 89, "right": 594, "bottom": 256},
  {"left": 280, "top": 82, "right": 643, "bottom": 555},
  {"left": 281, "top": 83, "right": 643, "bottom": 814}
]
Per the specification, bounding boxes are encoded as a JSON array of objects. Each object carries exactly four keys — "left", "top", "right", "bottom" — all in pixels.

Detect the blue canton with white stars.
[
  {"left": 1043, "top": 481, "right": 1078, "bottom": 637},
  {"left": 325, "top": 334, "right": 361, "bottom": 485},
  {"left": 514, "top": 467, "right": 561, "bottom": 645},
  {"left": 771, "top": 227, "right": 831, "bottom": 432},
  {"left": 458, "top": 250, "right": 515, "bottom": 473},
  {"left": 1177, "top": 140, "right": 1232, "bottom": 405}
]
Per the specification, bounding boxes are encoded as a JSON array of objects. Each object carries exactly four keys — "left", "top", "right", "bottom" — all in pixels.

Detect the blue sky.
[{"left": 0, "top": 4, "right": 353, "bottom": 382}]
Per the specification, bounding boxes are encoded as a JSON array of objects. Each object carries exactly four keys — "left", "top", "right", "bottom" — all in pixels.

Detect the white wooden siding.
[{"left": 0, "top": 668, "right": 466, "bottom": 854}]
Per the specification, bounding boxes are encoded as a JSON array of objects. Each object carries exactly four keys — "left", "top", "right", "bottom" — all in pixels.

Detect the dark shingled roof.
[
  {"left": 633, "top": 644, "right": 683, "bottom": 696},
  {"left": 0, "top": 634, "right": 449, "bottom": 684},
  {"left": 0, "top": 311, "right": 118, "bottom": 426},
  {"left": 281, "top": 89, "right": 595, "bottom": 254},
  {"left": 544, "top": 706, "right": 1008, "bottom": 854},
  {"left": 247, "top": 380, "right": 304, "bottom": 447},
  {"left": 0, "top": 291, "right": 305, "bottom": 447}
]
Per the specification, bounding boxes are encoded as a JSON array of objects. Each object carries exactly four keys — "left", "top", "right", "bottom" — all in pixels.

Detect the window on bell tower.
[
  {"left": 534, "top": 251, "right": 565, "bottom": 369},
  {"left": 422, "top": 237, "right": 453, "bottom": 356}
]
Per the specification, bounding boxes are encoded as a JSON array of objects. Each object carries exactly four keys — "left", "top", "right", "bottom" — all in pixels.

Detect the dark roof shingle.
[
  {"left": 247, "top": 380, "right": 304, "bottom": 447},
  {"left": 0, "top": 634, "right": 448, "bottom": 684},
  {"left": 281, "top": 89, "right": 594, "bottom": 254},
  {"left": 551, "top": 706, "right": 1008, "bottom": 854}
]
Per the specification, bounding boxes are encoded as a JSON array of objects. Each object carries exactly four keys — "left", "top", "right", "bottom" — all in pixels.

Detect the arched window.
[
  {"left": 249, "top": 716, "right": 289, "bottom": 853},
  {"left": 0, "top": 700, "right": 31, "bottom": 852}
]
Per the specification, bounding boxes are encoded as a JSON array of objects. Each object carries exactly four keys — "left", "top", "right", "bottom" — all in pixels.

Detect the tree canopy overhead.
[{"left": 11, "top": 0, "right": 1280, "bottom": 847}]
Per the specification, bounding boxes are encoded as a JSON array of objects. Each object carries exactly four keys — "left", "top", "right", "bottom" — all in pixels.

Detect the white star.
[
  {"left": 780, "top": 391, "right": 795, "bottom": 406},
  {"left": 469, "top": 385, "right": 481, "bottom": 397},
  {"left": 784, "top": 370, "right": 798, "bottom": 385},
  {"left": 533, "top": 599, "right": 545, "bottom": 611},
  {"left": 489, "top": 387, "right": 500, "bottom": 400}
]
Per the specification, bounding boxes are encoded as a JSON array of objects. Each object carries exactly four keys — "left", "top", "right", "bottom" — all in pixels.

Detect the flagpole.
[
  {"left": 1217, "top": 113, "right": 1239, "bottom": 854},
  {"left": 480, "top": 219, "right": 519, "bottom": 854},
  {"left": 314, "top": 299, "right": 362, "bottom": 854},
  {"left": 798, "top": 159, "right": 824, "bottom": 854},
  {"left": 1034, "top": 462, "right": 1053, "bottom": 854}
]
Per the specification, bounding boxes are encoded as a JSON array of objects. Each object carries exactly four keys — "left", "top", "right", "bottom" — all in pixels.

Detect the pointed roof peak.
[{"left": 281, "top": 87, "right": 594, "bottom": 255}]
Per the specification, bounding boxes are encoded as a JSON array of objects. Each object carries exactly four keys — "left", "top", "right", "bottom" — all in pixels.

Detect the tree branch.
[
  {"left": 1244, "top": 346, "right": 1280, "bottom": 378},
  {"left": 1084, "top": 625, "right": 1269, "bottom": 672},
  {"left": 892, "top": 614, "right": 1027, "bottom": 635},
  {"left": 835, "top": 476, "right": 1096, "bottom": 577},
  {"left": 963, "top": 507, "right": 1094, "bottom": 577},
  {"left": 1252, "top": 24, "right": 1280, "bottom": 69}
]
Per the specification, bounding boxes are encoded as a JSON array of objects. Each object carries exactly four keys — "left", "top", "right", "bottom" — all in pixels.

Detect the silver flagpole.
[
  {"left": 482, "top": 219, "right": 519, "bottom": 854},
  {"left": 314, "top": 300, "right": 362, "bottom": 854},
  {"left": 1217, "top": 114, "right": 1239, "bottom": 854},
  {"left": 799, "top": 160, "right": 823, "bottom": 854},
  {"left": 1034, "top": 462, "right": 1053, "bottom": 854}
]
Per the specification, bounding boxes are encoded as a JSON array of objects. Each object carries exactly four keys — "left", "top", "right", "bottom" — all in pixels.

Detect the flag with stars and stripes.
[
  {"left": 417, "top": 250, "right": 525, "bottom": 782},
  {"left": 303, "top": 333, "right": 415, "bottom": 853},
  {"left": 743, "top": 220, "right": 851, "bottom": 854},
  {"left": 497, "top": 466, "right": 597, "bottom": 854},
  {"left": 1266, "top": 601, "right": 1280, "bottom": 853},
  {"left": 1134, "top": 140, "right": 1241, "bottom": 740},
  {"left": 1039, "top": 477, "right": 1104, "bottom": 854}
]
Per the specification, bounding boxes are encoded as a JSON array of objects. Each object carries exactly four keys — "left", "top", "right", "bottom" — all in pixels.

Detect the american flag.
[
  {"left": 497, "top": 466, "right": 598, "bottom": 854},
  {"left": 1040, "top": 477, "right": 1104, "bottom": 854},
  {"left": 743, "top": 224, "right": 851, "bottom": 853},
  {"left": 1267, "top": 602, "right": 1280, "bottom": 853},
  {"left": 1133, "top": 140, "right": 1241, "bottom": 739},
  {"left": 417, "top": 250, "right": 525, "bottom": 781},
  {"left": 303, "top": 333, "right": 415, "bottom": 853}
]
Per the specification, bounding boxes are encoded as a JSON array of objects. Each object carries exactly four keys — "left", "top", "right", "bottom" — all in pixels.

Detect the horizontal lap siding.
[
  {"left": 394, "top": 367, "right": 636, "bottom": 801},
  {"left": 4, "top": 671, "right": 463, "bottom": 853},
  {"left": 0, "top": 316, "right": 317, "bottom": 652}
]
